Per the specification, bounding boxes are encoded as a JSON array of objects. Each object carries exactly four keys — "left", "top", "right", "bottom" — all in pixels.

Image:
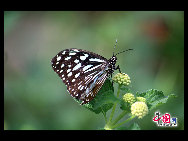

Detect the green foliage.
[
  {"left": 74, "top": 77, "right": 177, "bottom": 130},
  {"left": 136, "top": 89, "right": 176, "bottom": 111},
  {"left": 76, "top": 87, "right": 176, "bottom": 130},
  {"left": 84, "top": 84, "right": 177, "bottom": 129},
  {"left": 119, "top": 85, "right": 131, "bottom": 93},
  {"left": 120, "top": 99, "right": 130, "bottom": 111}
]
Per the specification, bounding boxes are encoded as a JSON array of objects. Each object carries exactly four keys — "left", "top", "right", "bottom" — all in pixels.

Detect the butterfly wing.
[
  {"left": 51, "top": 48, "right": 109, "bottom": 104},
  {"left": 79, "top": 72, "right": 108, "bottom": 105}
]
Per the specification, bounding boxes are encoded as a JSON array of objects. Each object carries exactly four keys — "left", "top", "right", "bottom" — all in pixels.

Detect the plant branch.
[
  {"left": 101, "top": 109, "right": 107, "bottom": 124},
  {"left": 107, "top": 84, "right": 121, "bottom": 124},
  {"left": 111, "top": 115, "right": 136, "bottom": 129},
  {"left": 111, "top": 110, "right": 128, "bottom": 126}
]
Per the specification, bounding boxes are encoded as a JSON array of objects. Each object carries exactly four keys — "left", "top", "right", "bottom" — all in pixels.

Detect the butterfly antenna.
[
  {"left": 113, "top": 39, "right": 118, "bottom": 56},
  {"left": 115, "top": 48, "right": 133, "bottom": 56}
]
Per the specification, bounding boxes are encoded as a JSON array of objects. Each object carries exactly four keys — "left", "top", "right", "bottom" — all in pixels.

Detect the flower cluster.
[
  {"left": 123, "top": 93, "right": 136, "bottom": 104},
  {"left": 122, "top": 92, "right": 148, "bottom": 119},
  {"left": 112, "top": 73, "right": 131, "bottom": 86},
  {"left": 131, "top": 102, "right": 148, "bottom": 119},
  {"left": 136, "top": 97, "right": 146, "bottom": 103}
]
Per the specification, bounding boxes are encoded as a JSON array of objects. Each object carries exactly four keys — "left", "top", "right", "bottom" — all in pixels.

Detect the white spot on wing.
[
  {"left": 75, "top": 72, "right": 80, "bottom": 78},
  {"left": 83, "top": 65, "right": 93, "bottom": 71},
  {"left": 80, "top": 86, "right": 84, "bottom": 90},
  {"left": 57, "top": 56, "right": 61, "bottom": 61},
  {"left": 67, "top": 72, "right": 72, "bottom": 77},
  {"left": 80, "top": 54, "right": 89, "bottom": 60},
  {"left": 73, "top": 63, "right": 81, "bottom": 71},
  {"left": 78, "top": 85, "right": 82, "bottom": 90},
  {"left": 60, "top": 70, "right": 63, "bottom": 73},
  {"left": 61, "top": 64, "right": 64, "bottom": 68},
  {"left": 78, "top": 81, "right": 82, "bottom": 85},
  {"left": 74, "top": 59, "right": 79, "bottom": 63},
  {"left": 72, "top": 79, "right": 76, "bottom": 82},
  {"left": 84, "top": 64, "right": 102, "bottom": 73},
  {"left": 89, "top": 58, "right": 105, "bottom": 62},
  {"left": 69, "top": 52, "right": 76, "bottom": 55},
  {"left": 72, "top": 49, "right": 79, "bottom": 52},
  {"left": 65, "top": 56, "right": 71, "bottom": 60},
  {"left": 67, "top": 69, "right": 71, "bottom": 73},
  {"left": 80, "top": 56, "right": 86, "bottom": 60}
]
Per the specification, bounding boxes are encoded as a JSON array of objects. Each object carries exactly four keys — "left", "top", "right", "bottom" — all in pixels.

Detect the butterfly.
[{"left": 51, "top": 40, "right": 132, "bottom": 105}]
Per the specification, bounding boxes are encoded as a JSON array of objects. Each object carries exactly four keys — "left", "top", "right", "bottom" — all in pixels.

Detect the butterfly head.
[{"left": 109, "top": 54, "right": 117, "bottom": 66}]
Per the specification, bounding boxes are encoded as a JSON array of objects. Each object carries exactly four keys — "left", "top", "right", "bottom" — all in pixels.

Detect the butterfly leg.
[{"left": 115, "top": 65, "right": 121, "bottom": 73}]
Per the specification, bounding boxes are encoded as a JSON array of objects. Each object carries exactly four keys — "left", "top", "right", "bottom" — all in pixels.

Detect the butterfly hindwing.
[{"left": 79, "top": 72, "right": 108, "bottom": 104}]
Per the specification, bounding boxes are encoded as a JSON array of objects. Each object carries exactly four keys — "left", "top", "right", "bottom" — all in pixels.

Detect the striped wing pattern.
[{"left": 51, "top": 48, "right": 109, "bottom": 104}]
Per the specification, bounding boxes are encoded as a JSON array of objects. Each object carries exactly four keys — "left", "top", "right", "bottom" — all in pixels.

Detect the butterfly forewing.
[{"left": 51, "top": 48, "right": 110, "bottom": 104}]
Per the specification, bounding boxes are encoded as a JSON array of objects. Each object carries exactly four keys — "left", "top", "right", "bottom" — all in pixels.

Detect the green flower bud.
[
  {"left": 123, "top": 93, "right": 136, "bottom": 104},
  {"left": 112, "top": 73, "right": 131, "bottom": 86},
  {"left": 131, "top": 102, "right": 148, "bottom": 119},
  {"left": 136, "top": 97, "right": 146, "bottom": 103}
]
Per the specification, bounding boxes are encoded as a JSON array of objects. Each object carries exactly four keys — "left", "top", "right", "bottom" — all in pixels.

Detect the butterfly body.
[{"left": 51, "top": 48, "right": 119, "bottom": 105}]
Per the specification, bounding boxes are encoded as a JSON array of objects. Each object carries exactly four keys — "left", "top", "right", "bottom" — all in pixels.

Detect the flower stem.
[
  {"left": 111, "top": 115, "right": 136, "bottom": 129},
  {"left": 108, "top": 103, "right": 117, "bottom": 124},
  {"left": 107, "top": 85, "right": 121, "bottom": 124},
  {"left": 116, "top": 84, "right": 121, "bottom": 98},
  {"left": 111, "top": 110, "right": 128, "bottom": 126},
  {"left": 102, "top": 109, "right": 107, "bottom": 124}
]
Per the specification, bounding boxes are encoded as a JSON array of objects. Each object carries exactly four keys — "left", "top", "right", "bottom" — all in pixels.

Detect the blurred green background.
[{"left": 4, "top": 11, "right": 184, "bottom": 130}]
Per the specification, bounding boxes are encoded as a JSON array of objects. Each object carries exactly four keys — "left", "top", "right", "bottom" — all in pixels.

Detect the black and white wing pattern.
[{"left": 51, "top": 48, "right": 110, "bottom": 105}]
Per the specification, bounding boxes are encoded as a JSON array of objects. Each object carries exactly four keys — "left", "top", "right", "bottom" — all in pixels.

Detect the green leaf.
[
  {"left": 119, "top": 85, "right": 131, "bottom": 96},
  {"left": 119, "top": 99, "right": 131, "bottom": 111},
  {"left": 119, "top": 85, "right": 130, "bottom": 92},
  {"left": 136, "top": 89, "right": 176, "bottom": 111},
  {"left": 74, "top": 79, "right": 119, "bottom": 114},
  {"left": 128, "top": 123, "right": 141, "bottom": 130}
]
